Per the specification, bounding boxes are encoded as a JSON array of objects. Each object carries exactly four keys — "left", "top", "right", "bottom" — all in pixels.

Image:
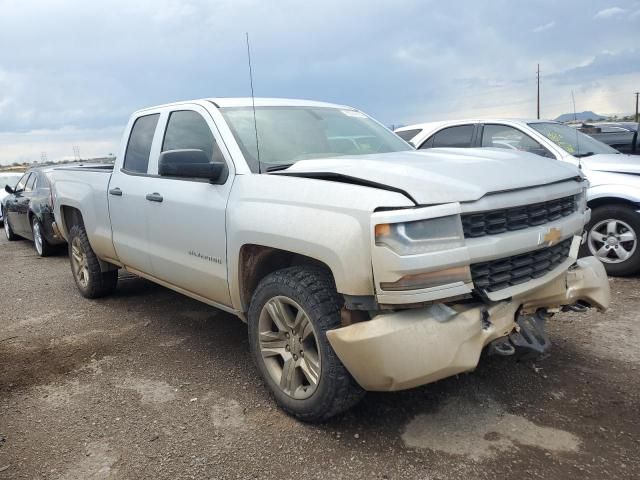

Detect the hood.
[
  {"left": 580, "top": 153, "right": 640, "bottom": 175},
  {"left": 274, "top": 148, "right": 582, "bottom": 205}
]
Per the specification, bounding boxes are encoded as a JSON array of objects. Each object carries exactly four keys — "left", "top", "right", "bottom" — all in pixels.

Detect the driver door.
[
  {"left": 144, "top": 106, "right": 234, "bottom": 307},
  {"left": 6, "top": 173, "right": 30, "bottom": 235}
]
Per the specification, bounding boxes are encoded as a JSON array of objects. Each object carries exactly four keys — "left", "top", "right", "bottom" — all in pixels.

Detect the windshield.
[
  {"left": 0, "top": 174, "right": 21, "bottom": 188},
  {"left": 220, "top": 106, "right": 413, "bottom": 172},
  {"left": 528, "top": 122, "right": 620, "bottom": 156}
]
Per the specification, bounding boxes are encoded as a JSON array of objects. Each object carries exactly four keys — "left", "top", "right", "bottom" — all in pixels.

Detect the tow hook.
[
  {"left": 509, "top": 310, "right": 551, "bottom": 359},
  {"left": 487, "top": 310, "right": 551, "bottom": 359},
  {"left": 487, "top": 338, "right": 516, "bottom": 356}
]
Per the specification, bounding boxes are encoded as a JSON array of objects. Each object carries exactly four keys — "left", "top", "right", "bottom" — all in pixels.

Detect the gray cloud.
[{"left": 1, "top": 0, "right": 639, "bottom": 164}]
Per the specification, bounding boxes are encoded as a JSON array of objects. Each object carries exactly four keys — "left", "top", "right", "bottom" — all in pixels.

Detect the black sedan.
[{"left": 2, "top": 167, "right": 66, "bottom": 256}]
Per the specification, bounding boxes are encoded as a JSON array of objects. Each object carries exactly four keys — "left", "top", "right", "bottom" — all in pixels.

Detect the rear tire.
[
  {"left": 68, "top": 224, "right": 118, "bottom": 298},
  {"left": 248, "top": 266, "right": 365, "bottom": 422},
  {"left": 32, "top": 217, "right": 54, "bottom": 257},
  {"left": 3, "top": 209, "right": 18, "bottom": 241},
  {"left": 581, "top": 205, "right": 640, "bottom": 276}
]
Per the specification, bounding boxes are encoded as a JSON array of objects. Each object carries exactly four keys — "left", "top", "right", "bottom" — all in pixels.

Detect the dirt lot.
[{"left": 0, "top": 235, "right": 638, "bottom": 480}]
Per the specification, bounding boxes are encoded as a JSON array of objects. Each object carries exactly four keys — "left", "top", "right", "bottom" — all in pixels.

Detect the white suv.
[{"left": 396, "top": 119, "right": 640, "bottom": 276}]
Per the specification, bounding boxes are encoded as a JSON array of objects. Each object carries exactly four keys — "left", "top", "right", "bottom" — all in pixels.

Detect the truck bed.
[{"left": 50, "top": 164, "right": 118, "bottom": 261}]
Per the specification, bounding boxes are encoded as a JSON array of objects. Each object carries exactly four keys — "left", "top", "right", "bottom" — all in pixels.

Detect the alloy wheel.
[
  {"left": 33, "top": 220, "right": 43, "bottom": 255},
  {"left": 71, "top": 236, "right": 90, "bottom": 288},
  {"left": 588, "top": 218, "right": 637, "bottom": 264},
  {"left": 258, "top": 296, "right": 321, "bottom": 400},
  {"left": 4, "top": 213, "right": 11, "bottom": 239}
]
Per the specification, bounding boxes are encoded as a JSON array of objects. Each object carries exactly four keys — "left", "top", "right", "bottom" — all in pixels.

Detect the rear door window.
[
  {"left": 25, "top": 173, "right": 36, "bottom": 192},
  {"left": 123, "top": 114, "right": 160, "bottom": 173},
  {"left": 427, "top": 125, "right": 474, "bottom": 148}
]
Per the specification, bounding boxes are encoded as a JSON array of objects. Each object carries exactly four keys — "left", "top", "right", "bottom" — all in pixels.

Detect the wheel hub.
[
  {"left": 588, "top": 218, "right": 637, "bottom": 264},
  {"left": 257, "top": 296, "right": 321, "bottom": 400},
  {"left": 34, "top": 222, "right": 42, "bottom": 253},
  {"left": 71, "top": 237, "right": 90, "bottom": 288}
]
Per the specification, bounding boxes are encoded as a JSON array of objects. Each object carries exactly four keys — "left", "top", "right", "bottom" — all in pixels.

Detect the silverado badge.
[{"left": 542, "top": 227, "right": 562, "bottom": 246}]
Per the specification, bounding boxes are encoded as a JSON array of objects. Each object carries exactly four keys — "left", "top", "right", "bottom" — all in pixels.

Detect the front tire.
[
  {"left": 248, "top": 266, "right": 365, "bottom": 422},
  {"left": 3, "top": 209, "right": 18, "bottom": 241},
  {"left": 582, "top": 204, "right": 640, "bottom": 276},
  {"left": 68, "top": 224, "right": 118, "bottom": 298},
  {"left": 32, "top": 217, "right": 54, "bottom": 257}
]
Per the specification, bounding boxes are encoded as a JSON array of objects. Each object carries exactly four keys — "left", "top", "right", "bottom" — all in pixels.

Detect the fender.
[
  {"left": 226, "top": 174, "right": 413, "bottom": 312},
  {"left": 53, "top": 178, "right": 118, "bottom": 260},
  {"left": 587, "top": 184, "right": 640, "bottom": 206}
]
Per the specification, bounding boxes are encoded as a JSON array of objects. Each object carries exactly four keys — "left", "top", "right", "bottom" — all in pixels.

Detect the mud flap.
[{"left": 509, "top": 311, "right": 550, "bottom": 359}]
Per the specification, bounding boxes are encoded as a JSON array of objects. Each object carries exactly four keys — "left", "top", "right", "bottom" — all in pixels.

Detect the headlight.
[
  {"left": 379, "top": 266, "right": 472, "bottom": 291},
  {"left": 577, "top": 184, "right": 588, "bottom": 213},
  {"left": 374, "top": 214, "right": 464, "bottom": 256}
]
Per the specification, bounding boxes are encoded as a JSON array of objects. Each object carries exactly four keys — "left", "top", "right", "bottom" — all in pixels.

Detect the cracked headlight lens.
[
  {"left": 375, "top": 214, "right": 464, "bottom": 256},
  {"left": 577, "top": 183, "right": 588, "bottom": 212}
]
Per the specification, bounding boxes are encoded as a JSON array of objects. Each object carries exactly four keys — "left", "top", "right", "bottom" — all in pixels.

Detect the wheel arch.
[
  {"left": 27, "top": 206, "right": 45, "bottom": 227},
  {"left": 59, "top": 205, "right": 85, "bottom": 239},
  {"left": 236, "top": 244, "right": 336, "bottom": 314},
  {"left": 587, "top": 196, "right": 640, "bottom": 211}
]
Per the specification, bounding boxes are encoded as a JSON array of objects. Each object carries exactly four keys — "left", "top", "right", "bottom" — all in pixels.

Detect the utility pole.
[
  {"left": 536, "top": 64, "right": 540, "bottom": 120},
  {"left": 635, "top": 92, "right": 639, "bottom": 123}
]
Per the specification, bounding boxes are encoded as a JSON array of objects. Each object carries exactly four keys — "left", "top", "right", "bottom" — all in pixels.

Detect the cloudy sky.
[{"left": 1, "top": 0, "right": 639, "bottom": 165}]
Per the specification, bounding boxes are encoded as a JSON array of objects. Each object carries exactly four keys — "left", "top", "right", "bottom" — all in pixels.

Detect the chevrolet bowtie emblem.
[{"left": 543, "top": 227, "right": 562, "bottom": 246}]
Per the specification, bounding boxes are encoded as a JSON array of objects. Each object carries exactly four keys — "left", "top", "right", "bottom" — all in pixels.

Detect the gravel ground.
[{"left": 0, "top": 234, "right": 638, "bottom": 479}]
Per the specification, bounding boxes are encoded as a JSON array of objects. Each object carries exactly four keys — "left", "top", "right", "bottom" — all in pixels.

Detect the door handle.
[
  {"left": 146, "top": 193, "right": 163, "bottom": 203},
  {"left": 109, "top": 188, "right": 123, "bottom": 196}
]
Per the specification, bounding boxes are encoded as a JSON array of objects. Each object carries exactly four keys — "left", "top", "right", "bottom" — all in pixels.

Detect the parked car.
[
  {"left": 50, "top": 98, "right": 609, "bottom": 421},
  {"left": 577, "top": 122, "right": 639, "bottom": 155},
  {"left": 2, "top": 167, "right": 66, "bottom": 256},
  {"left": 0, "top": 172, "right": 23, "bottom": 225},
  {"left": 396, "top": 119, "right": 640, "bottom": 276}
]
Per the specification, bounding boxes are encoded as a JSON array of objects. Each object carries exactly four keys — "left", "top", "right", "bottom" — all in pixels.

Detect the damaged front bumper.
[{"left": 326, "top": 256, "right": 610, "bottom": 392}]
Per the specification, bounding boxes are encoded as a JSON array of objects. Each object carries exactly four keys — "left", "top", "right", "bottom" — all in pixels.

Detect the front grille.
[
  {"left": 471, "top": 238, "right": 572, "bottom": 293},
  {"left": 462, "top": 195, "right": 576, "bottom": 238}
]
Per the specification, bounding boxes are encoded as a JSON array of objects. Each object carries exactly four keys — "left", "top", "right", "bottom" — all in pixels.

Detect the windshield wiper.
[
  {"left": 574, "top": 152, "right": 595, "bottom": 158},
  {"left": 265, "top": 163, "right": 294, "bottom": 172}
]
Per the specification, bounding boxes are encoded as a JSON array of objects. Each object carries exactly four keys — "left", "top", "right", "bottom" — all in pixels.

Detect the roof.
[
  {"left": 395, "top": 118, "right": 557, "bottom": 132},
  {"left": 209, "top": 97, "right": 354, "bottom": 110},
  {"left": 28, "top": 165, "right": 61, "bottom": 173},
  {"left": 136, "top": 97, "right": 354, "bottom": 114}
]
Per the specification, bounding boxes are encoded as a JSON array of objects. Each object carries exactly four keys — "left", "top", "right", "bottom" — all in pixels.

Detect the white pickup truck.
[{"left": 50, "top": 98, "right": 610, "bottom": 422}]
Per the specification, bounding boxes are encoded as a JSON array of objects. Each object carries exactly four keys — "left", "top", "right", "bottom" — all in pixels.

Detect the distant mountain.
[{"left": 554, "top": 111, "right": 606, "bottom": 122}]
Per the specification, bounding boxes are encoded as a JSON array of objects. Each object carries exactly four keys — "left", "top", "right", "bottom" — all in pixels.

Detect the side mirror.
[
  {"left": 158, "top": 149, "right": 225, "bottom": 182},
  {"left": 5, "top": 184, "right": 14, "bottom": 194}
]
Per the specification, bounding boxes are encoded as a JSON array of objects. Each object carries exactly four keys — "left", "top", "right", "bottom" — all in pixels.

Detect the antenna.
[
  {"left": 571, "top": 90, "right": 581, "bottom": 170},
  {"left": 536, "top": 64, "right": 540, "bottom": 120},
  {"left": 245, "top": 32, "right": 261, "bottom": 173}
]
